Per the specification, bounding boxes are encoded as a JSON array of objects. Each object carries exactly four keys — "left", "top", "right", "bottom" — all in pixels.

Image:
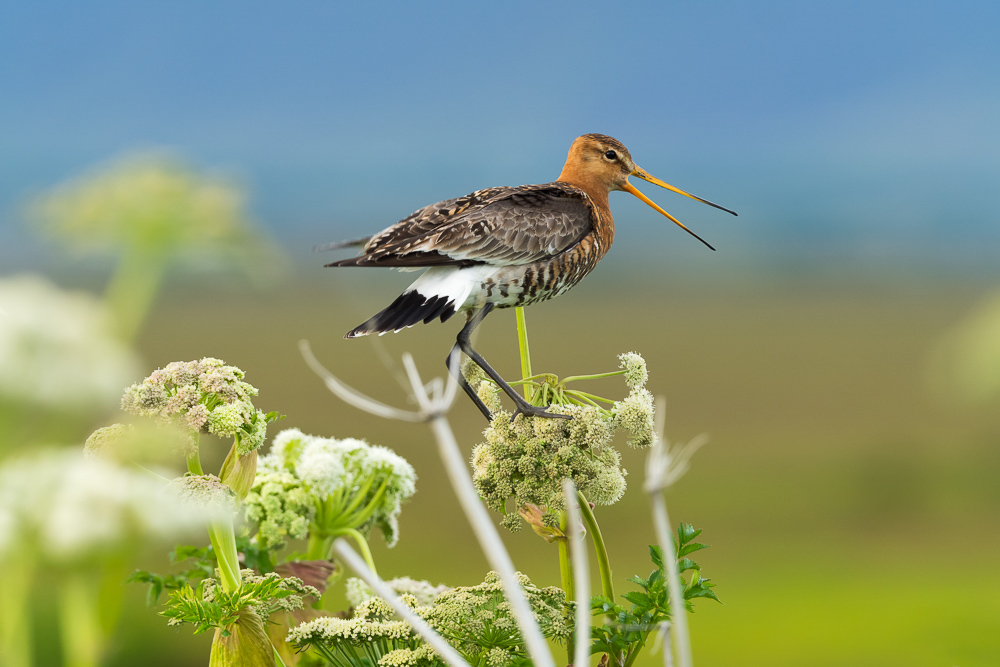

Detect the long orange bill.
[
  {"left": 622, "top": 167, "right": 738, "bottom": 251},
  {"left": 632, "top": 167, "right": 738, "bottom": 216}
]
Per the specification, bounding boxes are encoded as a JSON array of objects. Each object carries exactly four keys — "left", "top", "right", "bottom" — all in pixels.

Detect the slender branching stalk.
[
  {"left": 563, "top": 480, "right": 591, "bottom": 667},
  {"left": 645, "top": 397, "right": 707, "bottom": 667},
  {"left": 515, "top": 307, "right": 534, "bottom": 402},
  {"left": 577, "top": 490, "right": 615, "bottom": 612}
]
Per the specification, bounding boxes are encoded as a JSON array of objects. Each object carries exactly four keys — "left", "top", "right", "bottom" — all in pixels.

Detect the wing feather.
[{"left": 342, "top": 183, "right": 594, "bottom": 268}]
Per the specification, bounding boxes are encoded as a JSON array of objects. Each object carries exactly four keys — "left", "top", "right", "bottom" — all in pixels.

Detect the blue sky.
[{"left": 3, "top": 1, "right": 999, "bottom": 272}]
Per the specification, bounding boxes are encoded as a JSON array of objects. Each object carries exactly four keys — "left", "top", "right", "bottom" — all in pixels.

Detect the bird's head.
[{"left": 558, "top": 133, "right": 737, "bottom": 250}]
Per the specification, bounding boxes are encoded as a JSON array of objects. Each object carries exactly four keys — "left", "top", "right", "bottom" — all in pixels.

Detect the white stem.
[
  {"left": 332, "top": 539, "right": 471, "bottom": 667},
  {"left": 426, "top": 414, "right": 555, "bottom": 667},
  {"left": 650, "top": 491, "right": 692, "bottom": 667},
  {"left": 299, "top": 340, "right": 426, "bottom": 422},
  {"left": 563, "top": 479, "right": 590, "bottom": 667}
]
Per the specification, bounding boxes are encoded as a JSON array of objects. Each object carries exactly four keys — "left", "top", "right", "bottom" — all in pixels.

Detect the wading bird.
[{"left": 326, "top": 134, "right": 736, "bottom": 420}]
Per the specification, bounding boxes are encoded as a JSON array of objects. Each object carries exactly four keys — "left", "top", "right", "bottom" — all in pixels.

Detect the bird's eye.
[{"left": 604, "top": 150, "right": 618, "bottom": 160}]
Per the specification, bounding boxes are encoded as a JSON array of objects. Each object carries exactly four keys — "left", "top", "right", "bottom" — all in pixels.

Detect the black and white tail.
[{"left": 344, "top": 266, "right": 493, "bottom": 338}]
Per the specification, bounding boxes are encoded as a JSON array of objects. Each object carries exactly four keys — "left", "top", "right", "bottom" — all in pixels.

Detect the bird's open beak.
[{"left": 622, "top": 166, "right": 738, "bottom": 251}]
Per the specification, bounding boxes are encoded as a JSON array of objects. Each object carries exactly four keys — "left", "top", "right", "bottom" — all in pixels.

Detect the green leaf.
[
  {"left": 648, "top": 544, "right": 664, "bottom": 569},
  {"left": 678, "top": 541, "right": 709, "bottom": 557},
  {"left": 621, "top": 592, "right": 653, "bottom": 609},
  {"left": 676, "top": 558, "right": 701, "bottom": 573}
]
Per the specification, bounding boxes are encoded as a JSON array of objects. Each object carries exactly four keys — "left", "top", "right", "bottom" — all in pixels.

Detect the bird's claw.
[{"left": 509, "top": 404, "right": 573, "bottom": 422}]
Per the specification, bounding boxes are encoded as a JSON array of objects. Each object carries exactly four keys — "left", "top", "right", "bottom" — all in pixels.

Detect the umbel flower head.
[
  {"left": 121, "top": 357, "right": 268, "bottom": 456},
  {"left": 424, "top": 571, "right": 572, "bottom": 666},
  {"left": 345, "top": 576, "right": 449, "bottom": 608},
  {"left": 244, "top": 429, "right": 416, "bottom": 550},
  {"left": 470, "top": 351, "right": 655, "bottom": 531},
  {"left": 0, "top": 449, "right": 213, "bottom": 563},
  {"left": 286, "top": 593, "right": 422, "bottom": 667}
]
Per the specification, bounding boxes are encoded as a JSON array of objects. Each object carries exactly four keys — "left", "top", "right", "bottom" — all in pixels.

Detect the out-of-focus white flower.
[
  {"left": 30, "top": 154, "right": 264, "bottom": 254},
  {"left": 0, "top": 449, "right": 215, "bottom": 562},
  {"left": 0, "top": 275, "right": 140, "bottom": 411}
]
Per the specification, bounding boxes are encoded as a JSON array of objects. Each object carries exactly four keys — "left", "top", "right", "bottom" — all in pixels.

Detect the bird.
[{"left": 325, "top": 133, "right": 736, "bottom": 421}]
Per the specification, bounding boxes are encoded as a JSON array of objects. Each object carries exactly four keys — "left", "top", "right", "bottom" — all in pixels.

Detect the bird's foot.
[{"left": 509, "top": 403, "right": 573, "bottom": 422}]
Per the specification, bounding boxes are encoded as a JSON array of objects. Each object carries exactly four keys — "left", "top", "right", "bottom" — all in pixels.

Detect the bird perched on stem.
[{"left": 325, "top": 134, "right": 736, "bottom": 421}]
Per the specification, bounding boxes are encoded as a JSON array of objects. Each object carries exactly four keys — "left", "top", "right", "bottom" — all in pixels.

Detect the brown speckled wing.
[{"left": 335, "top": 183, "right": 594, "bottom": 268}]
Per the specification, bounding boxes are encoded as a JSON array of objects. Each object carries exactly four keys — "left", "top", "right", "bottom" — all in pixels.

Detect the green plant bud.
[
  {"left": 220, "top": 448, "right": 258, "bottom": 501},
  {"left": 208, "top": 607, "right": 273, "bottom": 667}
]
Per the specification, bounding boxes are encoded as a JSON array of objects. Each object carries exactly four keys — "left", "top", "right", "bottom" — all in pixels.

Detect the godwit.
[{"left": 326, "top": 134, "right": 736, "bottom": 420}]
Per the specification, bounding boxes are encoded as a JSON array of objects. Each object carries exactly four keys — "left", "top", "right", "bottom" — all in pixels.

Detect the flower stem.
[
  {"left": 562, "top": 370, "right": 626, "bottom": 384},
  {"left": 558, "top": 512, "right": 574, "bottom": 600},
  {"left": 58, "top": 573, "right": 101, "bottom": 667},
  {"left": 103, "top": 244, "right": 168, "bottom": 343},
  {"left": 305, "top": 532, "right": 332, "bottom": 561},
  {"left": 557, "top": 511, "right": 575, "bottom": 665},
  {"left": 208, "top": 520, "right": 242, "bottom": 593},
  {"left": 577, "top": 491, "right": 614, "bottom": 615},
  {"left": 340, "top": 528, "right": 378, "bottom": 578},
  {"left": 186, "top": 449, "right": 204, "bottom": 475},
  {"left": 515, "top": 307, "right": 533, "bottom": 402},
  {"left": 0, "top": 555, "right": 34, "bottom": 667}
]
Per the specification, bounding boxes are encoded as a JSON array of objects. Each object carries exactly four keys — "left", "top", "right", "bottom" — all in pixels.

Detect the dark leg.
[{"left": 447, "top": 304, "right": 571, "bottom": 422}]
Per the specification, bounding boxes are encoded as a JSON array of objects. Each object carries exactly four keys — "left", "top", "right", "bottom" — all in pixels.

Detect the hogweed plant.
[
  {"left": 293, "top": 306, "right": 721, "bottom": 667},
  {"left": 14, "top": 306, "right": 722, "bottom": 667}
]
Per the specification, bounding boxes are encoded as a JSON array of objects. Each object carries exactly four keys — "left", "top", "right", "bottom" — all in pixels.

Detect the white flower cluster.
[
  {"left": 246, "top": 429, "right": 416, "bottom": 549},
  {"left": 286, "top": 615, "right": 413, "bottom": 646},
  {"left": 0, "top": 449, "right": 211, "bottom": 562},
  {"left": 0, "top": 275, "right": 139, "bottom": 411},
  {"left": 345, "top": 576, "right": 450, "bottom": 608},
  {"left": 120, "top": 357, "right": 267, "bottom": 455}
]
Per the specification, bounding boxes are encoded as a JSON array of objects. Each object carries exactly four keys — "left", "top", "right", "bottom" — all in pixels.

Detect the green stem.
[
  {"left": 562, "top": 370, "right": 626, "bottom": 384},
  {"left": 622, "top": 630, "right": 651, "bottom": 667},
  {"left": 208, "top": 520, "right": 242, "bottom": 593},
  {"left": 186, "top": 450, "right": 204, "bottom": 476},
  {"left": 562, "top": 390, "right": 604, "bottom": 409},
  {"left": 185, "top": 433, "right": 203, "bottom": 475},
  {"left": 341, "top": 528, "right": 379, "bottom": 578},
  {"left": 103, "top": 244, "right": 169, "bottom": 343},
  {"left": 0, "top": 555, "right": 34, "bottom": 667},
  {"left": 558, "top": 518, "right": 574, "bottom": 600},
  {"left": 557, "top": 512, "right": 575, "bottom": 666},
  {"left": 515, "top": 307, "right": 533, "bottom": 402},
  {"left": 305, "top": 532, "right": 332, "bottom": 561},
  {"left": 565, "top": 389, "right": 617, "bottom": 404},
  {"left": 577, "top": 491, "right": 614, "bottom": 615},
  {"left": 59, "top": 573, "right": 101, "bottom": 667}
]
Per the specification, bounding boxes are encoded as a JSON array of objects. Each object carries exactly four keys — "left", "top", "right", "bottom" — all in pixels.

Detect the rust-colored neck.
[{"left": 557, "top": 162, "right": 612, "bottom": 211}]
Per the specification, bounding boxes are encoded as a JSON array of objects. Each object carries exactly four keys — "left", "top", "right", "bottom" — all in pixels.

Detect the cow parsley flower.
[
  {"left": 424, "top": 571, "right": 572, "bottom": 666},
  {"left": 472, "top": 404, "right": 627, "bottom": 531},
  {"left": 612, "top": 388, "right": 655, "bottom": 448},
  {"left": 345, "top": 576, "right": 449, "bottom": 608},
  {"left": 119, "top": 358, "right": 276, "bottom": 496},
  {"left": 0, "top": 274, "right": 139, "bottom": 412},
  {"left": 0, "top": 450, "right": 212, "bottom": 563},
  {"left": 244, "top": 429, "right": 416, "bottom": 559},
  {"left": 618, "top": 351, "right": 648, "bottom": 390}
]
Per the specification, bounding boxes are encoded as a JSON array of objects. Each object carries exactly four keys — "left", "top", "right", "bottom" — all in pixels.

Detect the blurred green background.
[{"left": 3, "top": 1, "right": 1000, "bottom": 665}]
